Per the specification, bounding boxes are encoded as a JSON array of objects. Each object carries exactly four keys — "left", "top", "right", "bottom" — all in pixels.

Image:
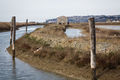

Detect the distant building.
[{"left": 57, "top": 16, "right": 68, "bottom": 25}]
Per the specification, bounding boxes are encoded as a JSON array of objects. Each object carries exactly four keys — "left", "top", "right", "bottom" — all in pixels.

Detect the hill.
[{"left": 46, "top": 15, "right": 120, "bottom": 23}]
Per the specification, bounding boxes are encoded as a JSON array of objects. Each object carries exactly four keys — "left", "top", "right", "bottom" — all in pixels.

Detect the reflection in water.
[
  {"left": 12, "top": 58, "right": 16, "bottom": 70},
  {"left": 12, "top": 59, "right": 16, "bottom": 79}
]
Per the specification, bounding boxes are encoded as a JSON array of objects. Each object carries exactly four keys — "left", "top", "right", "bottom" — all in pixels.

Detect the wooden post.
[
  {"left": 10, "top": 19, "right": 13, "bottom": 45},
  {"left": 88, "top": 18, "right": 97, "bottom": 80},
  {"left": 12, "top": 16, "right": 16, "bottom": 59},
  {"left": 26, "top": 19, "right": 28, "bottom": 34}
]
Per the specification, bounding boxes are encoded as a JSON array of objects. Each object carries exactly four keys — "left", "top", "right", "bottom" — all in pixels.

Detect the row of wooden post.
[
  {"left": 10, "top": 16, "right": 28, "bottom": 60},
  {"left": 10, "top": 16, "right": 96, "bottom": 80}
]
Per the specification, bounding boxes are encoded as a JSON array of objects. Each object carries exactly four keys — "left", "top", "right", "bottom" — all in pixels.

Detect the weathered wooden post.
[
  {"left": 88, "top": 18, "right": 97, "bottom": 80},
  {"left": 12, "top": 16, "right": 16, "bottom": 59},
  {"left": 26, "top": 19, "right": 28, "bottom": 34},
  {"left": 10, "top": 19, "right": 13, "bottom": 45}
]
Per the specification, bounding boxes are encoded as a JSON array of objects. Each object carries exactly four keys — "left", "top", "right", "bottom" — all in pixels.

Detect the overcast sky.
[{"left": 0, "top": 0, "right": 120, "bottom": 22}]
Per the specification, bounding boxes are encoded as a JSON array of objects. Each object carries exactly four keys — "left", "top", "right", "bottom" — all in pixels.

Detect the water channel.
[
  {"left": 0, "top": 25, "right": 66, "bottom": 80},
  {"left": 96, "top": 25, "right": 120, "bottom": 30}
]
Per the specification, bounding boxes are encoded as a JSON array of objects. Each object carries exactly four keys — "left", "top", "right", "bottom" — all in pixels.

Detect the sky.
[{"left": 0, "top": 0, "right": 120, "bottom": 22}]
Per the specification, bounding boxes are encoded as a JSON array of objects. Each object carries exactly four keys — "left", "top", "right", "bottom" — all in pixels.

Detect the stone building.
[{"left": 57, "top": 16, "right": 68, "bottom": 25}]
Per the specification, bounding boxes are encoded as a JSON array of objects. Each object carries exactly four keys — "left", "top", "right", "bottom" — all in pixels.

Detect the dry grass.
[
  {"left": 96, "top": 22, "right": 120, "bottom": 25},
  {"left": 12, "top": 34, "right": 120, "bottom": 69},
  {"left": 7, "top": 23, "right": 120, "bottom": 80},
  {"left": 0, "top": 22, "right": 39, "bottom": 32},
  {"left": 0, "top": 22, "right": 11, "bottom": 31}
]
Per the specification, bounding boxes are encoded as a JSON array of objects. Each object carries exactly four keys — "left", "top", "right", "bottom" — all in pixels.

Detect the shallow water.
[
  {"left": 65, "top": 28, "right": 85, "bottom": 38},
  {"left": 96, "top": 25, "right": 120, "bottom": 30},
  {"left": 0, "top": 25, "right": 66, "bottom": 80}
]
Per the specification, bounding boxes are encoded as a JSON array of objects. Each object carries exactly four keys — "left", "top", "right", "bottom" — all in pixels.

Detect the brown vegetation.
[
  {"left": 7, "top": 23, "right": 120, "bottom": 80},
  {"left": 0, "top": 22, "right": 11, "bottom": 32},
  {"left": 7, "top": 33, "right": 120, "bottom": 80},
  {"left": 14, "top": 34, "right": 120, "bottom": 69}
]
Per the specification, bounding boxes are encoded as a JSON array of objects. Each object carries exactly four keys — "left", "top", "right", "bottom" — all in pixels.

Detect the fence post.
[
  {"left": 26, "top": 19, "right": 28, "bottom": 34},
  {"left": 12, "top": 16, "right": 16, "bottom": 59},
  {"left": 10, "top": 19, "right": 13, "bottom": 45},
  {"left": 88, "top": 18, "right": 97, "bottom": 80}
]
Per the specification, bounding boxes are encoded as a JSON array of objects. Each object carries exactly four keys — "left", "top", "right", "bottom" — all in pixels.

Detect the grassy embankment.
[
  {"left": 0, "top": 22, "right": 44, "bottom": 32},
  {"left": 8, "top": 23, "right": 120, "bottom": 80}
]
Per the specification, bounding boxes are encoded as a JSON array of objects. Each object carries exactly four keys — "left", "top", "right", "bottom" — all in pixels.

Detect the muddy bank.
[
  {"left": 0, "top": 22, "right": 44, "bottom": 32},
  {"left": 7, "top": 24, "right": 120, "bottom": 80}
]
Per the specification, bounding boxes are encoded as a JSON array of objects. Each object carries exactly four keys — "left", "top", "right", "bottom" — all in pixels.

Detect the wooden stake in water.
[
  {"left": 10, "top": 19, "right": 13, "bottom": 45},
  {"left": 26, "top": 19, "right": 28, "bottom": 34},
  {"left": 12, "top": 16, "right": 16, "bottom": 59},
  {"left": 88, "top": 18, "right": 97, "bottom": 80}
]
